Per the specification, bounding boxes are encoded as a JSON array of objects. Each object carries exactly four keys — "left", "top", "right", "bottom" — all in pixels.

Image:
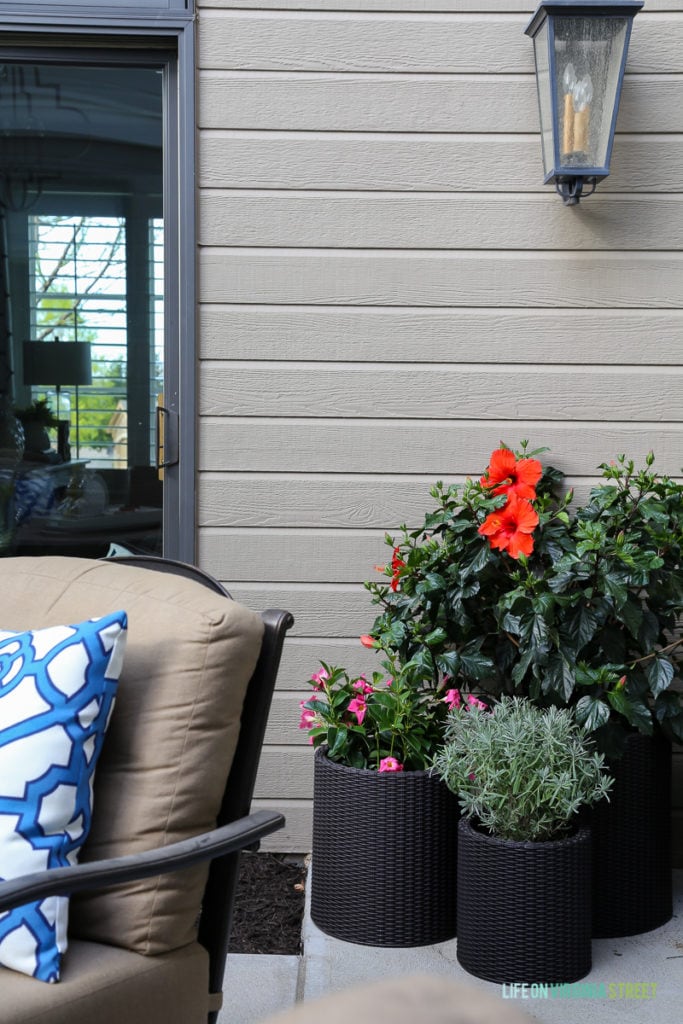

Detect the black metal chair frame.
[{"left": 0, "top": 555, "right": 294, "bottom": 1024}]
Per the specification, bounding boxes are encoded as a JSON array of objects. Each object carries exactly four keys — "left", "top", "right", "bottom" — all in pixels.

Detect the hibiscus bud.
[{"left": 360, "top": 634, "right": 376, "bottom": 648}]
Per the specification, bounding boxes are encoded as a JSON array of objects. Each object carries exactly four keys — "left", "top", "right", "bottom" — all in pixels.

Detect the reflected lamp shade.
[
  {"left": 22, "top": 342, "right": 92, "bottom": 387},
  {"left": 525, "top": 1, "right": 643, "bottom": 204}
]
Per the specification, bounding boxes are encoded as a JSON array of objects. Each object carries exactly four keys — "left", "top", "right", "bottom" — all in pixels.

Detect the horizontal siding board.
[
  {"left": 266, "top": 691, "right": 313, "bottom": 744},
  {"left": 198, "top": 133, "right": 683, "bottom": 193},
  {"left": 198, "top": 307, "right": 683, "bottom": 363},
  {"left": 199, "top": 423, "right": 683, "bottom": 475},
  {"left": 199, "top": 74, "right": 681, "bottom": 133},
  {"left": 197, "top": 12, "right": 683, "bottom": 75},
  {"left": 226, "top": 584, "right": 376, "bottom": 637},
  {"left": 199, "top": 530, "right": 388, "bottom": 582},
  {"left": 276, "top": 637, "right": 381, "bottom": 690},
  {"left": 198, "top": 475, "right": 600, "bottom": 528},
  {"left": 199, "top": 250, "right": 683, "bottom": 307},
  {"left": 200, "top": 366, "right": 683, "bottom": 420},
  {"left": 198, "top": 12, "right": 538, "bottom": 75},
  {"left": 254, "top": 799, "right": 311, "bottom": 854},
  {"left": 199, "top": 192, "right": 683, "bottom": 251},
  {"left": 199, "top": 1, "right": 683, "bottom": 12},
  {"left": 198, "top": 475, "right": 457, "bottom": 528},
  {"left": 255, "top": 748, "right": 314, "bottom": 799}
]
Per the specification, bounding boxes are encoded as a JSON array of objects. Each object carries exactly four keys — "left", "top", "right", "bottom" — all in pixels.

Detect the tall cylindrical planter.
[
  {"left": 592, "top": 730, "right": 672, "bottom": 938},
  {"left": 457, "top": 817, "right": 592, "bottom": 984},
  {"left": 311, "top": 748, "right": 459, "bottom": 946}
]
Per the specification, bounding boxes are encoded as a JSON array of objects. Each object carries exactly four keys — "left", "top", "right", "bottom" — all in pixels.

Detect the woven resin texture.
[
  {"left": 311, "top": 749, "right": 459, "bottom": 946},
  {"left": 457, "top": 817, "right": 592, "bottom": 984},
  {"left": 592, "top": 730, "right": 672, "bottom": 938}
]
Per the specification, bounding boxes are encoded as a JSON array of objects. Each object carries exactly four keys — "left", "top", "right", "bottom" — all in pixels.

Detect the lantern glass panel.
[
  {"left": 553, "top": 15, "right": 629, "bottom": 171},
  {"left": 532, "top": 18, "right": 554, "bottom": 176}
]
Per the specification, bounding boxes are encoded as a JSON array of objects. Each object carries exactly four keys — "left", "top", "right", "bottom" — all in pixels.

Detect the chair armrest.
[{"left": 0, "top": 809, "right": 284, "bottom": 912}]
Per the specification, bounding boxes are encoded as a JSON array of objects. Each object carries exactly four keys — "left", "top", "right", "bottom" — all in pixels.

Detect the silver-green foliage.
[{"left": 431, "top": 696, "right": 613, "bottom": 842}]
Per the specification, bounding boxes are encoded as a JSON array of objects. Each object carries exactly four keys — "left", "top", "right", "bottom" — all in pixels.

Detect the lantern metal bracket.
[{"left": 555, "top": 176, "right": 597, "bottom": 206}]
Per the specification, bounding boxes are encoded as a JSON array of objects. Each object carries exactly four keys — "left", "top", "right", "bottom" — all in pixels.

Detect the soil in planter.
[{"left": 229, "top": 851, "right": 307, "bottom": 954}]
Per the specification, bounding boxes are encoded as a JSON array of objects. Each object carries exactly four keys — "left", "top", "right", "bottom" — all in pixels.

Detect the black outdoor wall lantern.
[{"left": 525, "top": 1, "right": 643, "bottom": 205}]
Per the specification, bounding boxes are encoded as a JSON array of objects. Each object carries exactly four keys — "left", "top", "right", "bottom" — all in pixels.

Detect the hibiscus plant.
[{"left": 365, "top": 443, "right": 683, "bottom": 757}]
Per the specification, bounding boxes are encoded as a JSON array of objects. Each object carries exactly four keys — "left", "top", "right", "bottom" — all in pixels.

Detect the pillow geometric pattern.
[{"left": 0, "top": 611, "right": 127, "bottom": 983}]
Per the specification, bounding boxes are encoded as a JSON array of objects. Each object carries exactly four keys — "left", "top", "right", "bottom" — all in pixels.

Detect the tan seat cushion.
[
  {"left": 0, "top": 556, "right": 264, "bottom": 955},
  {"left": 264, "top": 975, "right": 534, "bottom": 1024},
  {"left": 0, "top": 940, "right": 209, "bottom": 1024}
]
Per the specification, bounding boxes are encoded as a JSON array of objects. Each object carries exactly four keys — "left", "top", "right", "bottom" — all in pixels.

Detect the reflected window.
[{"left": 0, "top": 60, "right": 164, "bottom": 558}]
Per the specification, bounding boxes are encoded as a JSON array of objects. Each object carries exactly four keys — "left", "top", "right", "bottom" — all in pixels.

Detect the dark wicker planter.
[
  {"left": 456, "top": 817, "right": 592, "bottom": 985},
  {"left": 311, "top": 748, "right": 459, "bottom": 946},
  {"left": 591, "top": 730, "right": 672, "bottom": 938}
]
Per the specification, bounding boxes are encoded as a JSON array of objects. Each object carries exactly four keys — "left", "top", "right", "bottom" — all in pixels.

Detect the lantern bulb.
[
  {"left": 573, "top": 75, "right": 593, "bottom": 112},
  {"left": 562, "top": 62, "right": 577, "bottom": 93}
]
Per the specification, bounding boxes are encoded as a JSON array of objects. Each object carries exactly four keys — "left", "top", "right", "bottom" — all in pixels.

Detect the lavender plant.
[{"left": 431, "top": 696, "right": 613, "bottom": 842}]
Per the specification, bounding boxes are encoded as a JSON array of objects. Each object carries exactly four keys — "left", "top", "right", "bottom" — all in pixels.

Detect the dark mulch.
[{"left": 229, "top": 851, "right": 307, "bottom": 955}]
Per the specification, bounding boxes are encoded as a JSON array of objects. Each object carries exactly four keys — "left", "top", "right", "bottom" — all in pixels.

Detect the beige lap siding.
[{"left": 195, "top": 1, "right": 683, "bottom": 857}]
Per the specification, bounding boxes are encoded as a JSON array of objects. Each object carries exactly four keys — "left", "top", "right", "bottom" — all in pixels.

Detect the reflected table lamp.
[{"left": 22, "top": 340, "right": 92, "bottom": 461}]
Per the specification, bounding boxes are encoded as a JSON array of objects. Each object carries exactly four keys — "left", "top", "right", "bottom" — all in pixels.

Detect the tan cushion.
[
  {"left": 0, "top": 940, "right": 209, "bottom": 1024},
  {"left": 264, "top": 975, "right": 534, "bottom": 1024},
  {"left": 0, "top": 556, "right": 264, "bottom": 955}
]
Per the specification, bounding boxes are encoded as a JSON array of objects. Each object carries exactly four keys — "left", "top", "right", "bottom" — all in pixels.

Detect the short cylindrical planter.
[
  {"left": 457, "top": 817, "right": 592, "bottom": 985},
  {"left": 591, "top": 731, "right": 672, "bottom": 938},
  {"left": 311, "top": 748, "right": 459, "bottom": 946}
]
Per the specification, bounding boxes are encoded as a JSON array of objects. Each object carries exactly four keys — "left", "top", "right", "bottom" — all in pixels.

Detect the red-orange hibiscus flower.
[
  {"left": 478, "top": 493, "right": 539, "bottom": 559},
  {"left": 390, "top": 547, "right": 405, "bottom": 591},
  {"left": 376, "top": 547, "right": 405, "bottom": 591},
  {"left": 480, "top": 447, "right": 542, "bottom": 501}
]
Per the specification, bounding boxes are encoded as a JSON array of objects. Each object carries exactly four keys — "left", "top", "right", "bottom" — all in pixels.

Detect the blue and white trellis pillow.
[{"left": 0, "top": 611, "right": 127, "bottom": 983}]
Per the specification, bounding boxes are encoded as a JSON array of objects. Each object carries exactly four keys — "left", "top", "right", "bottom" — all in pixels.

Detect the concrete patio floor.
[{"left": 220, "top": 869, "right": 683, "bottom": 1024}]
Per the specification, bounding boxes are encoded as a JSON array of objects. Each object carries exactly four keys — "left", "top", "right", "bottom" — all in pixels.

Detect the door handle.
[{"left": 155, "top": 403, "right": 179, "bottom": 471}]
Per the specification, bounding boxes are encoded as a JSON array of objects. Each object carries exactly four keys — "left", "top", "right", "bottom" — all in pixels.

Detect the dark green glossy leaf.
[
  {"left": 542, "top": 653, "right": 575, "bottom": 702},
  {"left": 575, "top": 695, "right": 610, "bottom": 732},
  {"left": 646, "top": 657, "right": 675, "bottom": 698},
  {"left": 567, "top": 603, "right": 599, "bottom": 653},
  {"left": 607, "top": 689, "right": 653, "bottom": 734}
]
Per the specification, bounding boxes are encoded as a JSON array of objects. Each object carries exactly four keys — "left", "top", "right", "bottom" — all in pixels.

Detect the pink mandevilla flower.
[
  {"left": 298, "top": 699, "right": 318, "bottom": 731},
  {"left": 466, "top": 694, "right": 487, "bottom": 710},
  {"left": 310, "top": 667, "right": 329, "bottom": 688},
  {"left": 347, "top": 696, "right": 367, "bottom": 725},
  {"left": 379, "top": 757, "right": 404, "bottom": 773},
  {"left": 353, "top": 677, "right": 373, "bottom": 695},
  {"left": 443, "top": 688, "right": 462, "bottom": 710}
]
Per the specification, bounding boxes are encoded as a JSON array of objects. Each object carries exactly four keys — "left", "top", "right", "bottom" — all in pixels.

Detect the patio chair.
[{"left": 0, "top": 554, "right": 293, "bottom": 1024}]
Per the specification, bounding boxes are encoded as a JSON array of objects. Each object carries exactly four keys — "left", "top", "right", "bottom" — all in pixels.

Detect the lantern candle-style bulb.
[
  {"left": 561, "top": 62, "right": 577, "bottom": 156},
  {"left": 572, "top": 74, "right": 593, "bottom": 153},
  {"left": 562, "top": 62, "right": 577, "bottom": 92}
]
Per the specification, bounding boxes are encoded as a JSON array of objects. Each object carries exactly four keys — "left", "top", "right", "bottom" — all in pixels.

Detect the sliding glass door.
[{"left": 0, "top": 39, "right": 191, "bottom": 559}]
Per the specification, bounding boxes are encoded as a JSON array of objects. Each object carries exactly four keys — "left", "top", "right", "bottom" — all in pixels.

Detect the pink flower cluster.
[
  {"left": 347, "top": 677, "right": 373, "bottom": 725},
  {"left": 442, "top": 687, "right": 487, "bottom": 712}
]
